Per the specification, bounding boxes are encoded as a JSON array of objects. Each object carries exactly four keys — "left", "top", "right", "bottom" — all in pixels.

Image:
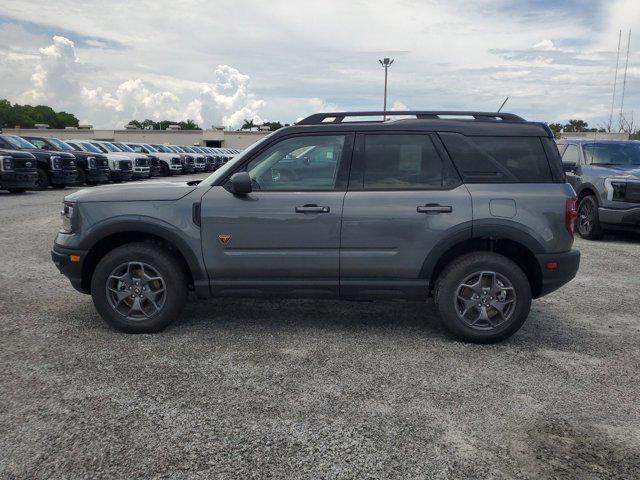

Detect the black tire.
[
  {"left": 51, "top": 184, "right": 66, "bottom": 189},
  {"left": 76, "top": 168, "right": 87, "bottom": 185},
  {"left": 576, "top": 195, "right": 603, "bottom": 240},
  {"left": 160, "top": 162, "right": 170, "bottom": 176},
  {"left": 34, "top": 168, "right": 50, "bottom": 190},
  {"left": 434, "top": 252, "right": 532, "bottom": 343},
  {"left": 7, "top": 188, "right": 26, "bottom": 194},
  {"left": 91, "top": 243, "right": 188, "bottom": 333}
]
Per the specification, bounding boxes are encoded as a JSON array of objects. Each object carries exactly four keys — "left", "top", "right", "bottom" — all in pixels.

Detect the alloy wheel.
[
  {"left": 454, "top": 271, "right": 516, "bottom": 330},
  {"left": 106, "top": 262, "right": 166, "bottom": 320},
  {"left": 578, "top": 200, "right": 594, "bottom": 236}
]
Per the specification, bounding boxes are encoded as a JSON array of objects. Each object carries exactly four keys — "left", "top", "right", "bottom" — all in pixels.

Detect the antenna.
[
  {"left": 608, "top": 29, "right": 621, "bottom": 132},
  {"left": 619, "top": 29, "right": 631, "bottom": 130},
  {"left": 497, "top": 96, "right": 509, "bottom": 113}
]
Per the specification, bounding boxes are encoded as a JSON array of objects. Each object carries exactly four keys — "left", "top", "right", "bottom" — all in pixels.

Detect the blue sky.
[{"left": 0, "top": 0, "right": 638, "bottom": 129}]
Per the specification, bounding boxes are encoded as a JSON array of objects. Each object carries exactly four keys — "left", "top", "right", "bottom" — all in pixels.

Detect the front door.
[
  {"left": 200, "top": 133, "right": 353, "bottom": 297},
  {"left": 340, "top": 132, "right": 472, "bottom": 299}
]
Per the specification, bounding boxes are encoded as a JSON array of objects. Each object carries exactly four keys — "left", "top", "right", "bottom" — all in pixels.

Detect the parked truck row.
[{"left": 0, "top": 133, "right": 240, "bottom": 193}]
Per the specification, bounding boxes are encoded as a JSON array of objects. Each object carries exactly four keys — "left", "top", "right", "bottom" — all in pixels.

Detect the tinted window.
[
  {"left": 562, "top": 144, "right": 580, "bottom": 164},
  {"left": 440, "top": 133, "right": 553, "bottom": 183},
  {"left": 244, "top": 135, "right": 345, "bottom": 190},
  {"left": 25, "top": 138, "right": 48, "bottom": 149},
  {"left": 362, "top": 134, "right": 451, "bottom": 189}
]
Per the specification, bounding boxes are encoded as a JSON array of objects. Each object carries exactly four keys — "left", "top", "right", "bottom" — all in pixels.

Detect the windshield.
[
  {"left": 48, "top": 138, "right": 75, "bottom": 151},
  {"left": 153, "top": 144, "right": 172, "bottom": 153},
  {"left": 90, "top": 142, "right": 109, "bottom": 153},
  {"left": 143, "top": 144, "right": 158, "bottom": 152},
  {"left": 114, "top": 142, "right": 134, "bottom": 152},
  {"left": 182, "top": 146, "right": 196, "bottom": 153},
  {"left": 3, "top": 135, "right": 38, "bottom": 149},
  {"left": 100, "top": 142, "right": 120, "bottom": 153},
  {"left": 80, "top": 142, "right": 102, "bottom": 153},
  {"left": 583, "top": 142, "right": 640, "bottom": 166},
  {"left": 172, "top": 146, "right": 185, "bottom": 153}
]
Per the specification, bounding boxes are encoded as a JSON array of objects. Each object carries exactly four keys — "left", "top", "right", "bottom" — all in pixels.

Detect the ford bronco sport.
[
  {"left": 557, "top": 139, "right": 640, "bottom": 239},
  {"left": 52, "top": 111, "right": 580, "bottom": 343}
]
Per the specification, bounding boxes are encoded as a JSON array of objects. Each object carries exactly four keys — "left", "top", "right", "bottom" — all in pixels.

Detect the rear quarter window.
[{"left": 439, "top": 133, "right": 554, "bottom": 183}]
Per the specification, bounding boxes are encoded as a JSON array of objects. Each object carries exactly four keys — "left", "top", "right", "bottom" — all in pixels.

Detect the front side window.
[
  {"left": 2, "top": 135, "right": 38, "bottom": 150},
  {"left": 362, "top": 134, "right": 451, "bottom": 189},
  {"left": 25, "top": 138, "right": 49, "bottom": 150},
  {"left": 243, "top": 135, "right": 346, "bottom": 191},
  {"left": 562, "top": 144, "right": 580, "bottom": 164}
]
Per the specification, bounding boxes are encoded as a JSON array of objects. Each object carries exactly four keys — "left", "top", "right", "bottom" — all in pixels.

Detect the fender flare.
[{"left": 79, "top": 216, "right": 209, "bottom": 288}]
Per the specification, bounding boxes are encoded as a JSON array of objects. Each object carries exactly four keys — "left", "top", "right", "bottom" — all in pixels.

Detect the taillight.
[{"left": 566, "top": 197, "right": 578, "bottom": 237}]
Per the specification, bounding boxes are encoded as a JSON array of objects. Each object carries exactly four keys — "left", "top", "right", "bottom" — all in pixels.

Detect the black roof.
[{"left": 280, "top": 111, "right": 551, "bottom": 137}]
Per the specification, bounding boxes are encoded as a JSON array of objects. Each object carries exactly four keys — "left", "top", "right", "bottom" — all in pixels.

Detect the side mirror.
[
  {"left": 228, "top": 171, "right": 252, "bottom": 195},
  {"left": 563, "top": 161, "right": 577, "bottom": 172}
]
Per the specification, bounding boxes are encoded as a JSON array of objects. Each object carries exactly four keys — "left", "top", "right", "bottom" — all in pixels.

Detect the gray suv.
[
  {"left": 557, "top": 139, "right": 640, "bottom": 239},
  {"left": 52, "top": 111, "right": 580, "bottom": 343}
]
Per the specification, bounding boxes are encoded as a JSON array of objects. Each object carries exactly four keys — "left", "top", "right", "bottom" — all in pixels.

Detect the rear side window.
[
  {"left": 439, "top": 133, "right": 554, "bottom": 183},
  {"left": 562, "top": 144, "right": 580, "bottom": 164},
  {"left": 361, "top": 134, "right": 458, "bottom": 189}
]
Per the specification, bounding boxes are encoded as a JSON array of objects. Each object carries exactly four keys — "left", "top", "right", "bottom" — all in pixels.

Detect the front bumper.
[
  {"left": 111, "top": 170, "right": 133, "bottom": 181},
  {"left": 51, "top": 244, "right": 89, "bottom": 294},
  {"left": 599, "top": 206, "right": 640, "bottom": 230},
  {"left": 132, "top": 167, "right": 151, "bottom": 178},
  {"left": 535, "top": 249, "right": 581, "bottom": 298},
  {"left": 51, "top": 169, "right": 78, "bottom": 186},
  {"left": 0, "top": 171, "right": 38, "bottom": 188},
  {"left": 86, "top": 168, "right": 111, "bottom": 183}
]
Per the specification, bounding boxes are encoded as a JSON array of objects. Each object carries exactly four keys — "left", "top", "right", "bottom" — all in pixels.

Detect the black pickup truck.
[
  {"left": 22, "top": 136, "right": 110, "bottom": 185},
  {"left": 0, "top": 149, "right": 38, "bottom": 193},
  {"left": 0, "top": 135, "right": 77, "bottom": 190}
]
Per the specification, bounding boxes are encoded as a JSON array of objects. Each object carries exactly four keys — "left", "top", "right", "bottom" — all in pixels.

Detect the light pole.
[{"left": 379, "top": 58, "right": 394, "bottom": 120}]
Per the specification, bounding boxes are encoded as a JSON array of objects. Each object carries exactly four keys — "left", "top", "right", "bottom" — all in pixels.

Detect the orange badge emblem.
[{"left": 218, "top": 233, "right": 231, "bottom": 244}]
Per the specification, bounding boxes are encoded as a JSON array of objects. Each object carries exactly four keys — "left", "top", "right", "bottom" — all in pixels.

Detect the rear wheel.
[
  {"left": 7, "top": 188, "right": 26, "bottom": 194},
  {"left": 160, "top": 162, "right": 170, "bottom": 176},
  {"left": 34, "top": 168, "right": 50, "bottom": 190},
  {"left": 91, "top": 243, "right": 188, "bottom": 333},
  {"left": 434, "top": 252, "right": 532, "bottom": 343},
  {"left": 576, "top": 195, "right": 603, "bottom": 239}
]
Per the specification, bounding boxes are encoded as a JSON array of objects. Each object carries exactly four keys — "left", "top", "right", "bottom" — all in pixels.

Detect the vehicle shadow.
[{"left": 600, "top": 230, "right": 640, "bottom": 244}]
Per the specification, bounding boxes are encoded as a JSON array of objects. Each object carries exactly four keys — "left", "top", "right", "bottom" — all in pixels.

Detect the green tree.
[
  {"left": 0, "top": 99, "right": 78, "bottom": 129},
  {"left": 241, "top": 119, "right": 256, "bottom": 130},
  {"left": 563, "top": 119, "right": 589, "bottom": 132},
  {"left": 548, "top": 123, "right": 563, "bottom": 138},
  {"left": 261, "top": 121, "right": 283, "bottom": 131}
]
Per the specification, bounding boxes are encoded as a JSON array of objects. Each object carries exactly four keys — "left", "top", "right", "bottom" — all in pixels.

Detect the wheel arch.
[
  {"left": 576, "top": 183, "right": 601, "bottom": 205},
  {"left": 422, "top": 227, "right": 545, "bottom": 298},
  {"left": 79, "top": 220, "right": 208, "bottom": 297}
]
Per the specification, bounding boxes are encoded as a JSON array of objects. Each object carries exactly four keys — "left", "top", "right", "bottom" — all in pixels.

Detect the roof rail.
[{"left": 296, "top": 111, "right": 525, "bottom": 125}]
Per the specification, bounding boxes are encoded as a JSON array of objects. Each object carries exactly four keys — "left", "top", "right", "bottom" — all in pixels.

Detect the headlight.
[
  {"left": 171, "top": 157, "right": 181, "bottom": 165},
  {"left": 50, "top": 155, "right": 62, "bottom": 170},
  {"left": 0, "top": 156, "right": 14, "bottom": 172},
  {"left": 604, "top": 177, "right": 627, "bottom": 201},
  {"left": 60, "top": 201, "right": 75, "bottom": 234},
  {"left": 87, "top": 156, "right": 96, "bottom": 168}
]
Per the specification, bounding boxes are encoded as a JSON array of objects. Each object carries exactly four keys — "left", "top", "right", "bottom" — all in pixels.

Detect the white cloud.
[{"left": 533, "top": 39, "right": 558, "bottom": 51}]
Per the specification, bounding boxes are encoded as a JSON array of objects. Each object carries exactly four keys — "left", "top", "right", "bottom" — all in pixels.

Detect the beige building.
[
  {"left": 2, "top": 127, "right": 271, "bottom": 150},
  {"left": 558, "top": 131, "right": 630, "bottom": 141}
]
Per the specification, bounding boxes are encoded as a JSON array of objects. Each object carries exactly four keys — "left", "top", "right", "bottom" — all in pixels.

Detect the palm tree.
[{"left": 241, "top": 119, "right": 256, "bottom": 131}]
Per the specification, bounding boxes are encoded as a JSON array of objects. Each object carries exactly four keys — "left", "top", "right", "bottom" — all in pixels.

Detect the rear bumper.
[
  {"left": 0, "top": 171, "right": 38, "bottom": 188},
  {"left": 51, "top": 244, "right": 88, "bottom": 294},
  {"left": 535, "top": 249, "right": 580, "bottom": 298},
  {"left": 599, "top": 206, "right": 640, "bottom": 230}
]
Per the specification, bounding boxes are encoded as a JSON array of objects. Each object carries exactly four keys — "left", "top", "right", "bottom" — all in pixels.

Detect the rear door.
[{"left": 340, "top": 132, "right": 472, "bottom": 299}]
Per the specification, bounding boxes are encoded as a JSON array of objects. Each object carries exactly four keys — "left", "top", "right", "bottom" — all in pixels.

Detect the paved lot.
[{"left": 1, "top": 177, "right": 639, "bottom": 479}]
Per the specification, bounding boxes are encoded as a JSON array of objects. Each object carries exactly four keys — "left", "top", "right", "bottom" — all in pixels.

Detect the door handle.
[
  {"left": 295, "top": 204, "right": 330, "bottom": 213},
  {"left": 417, "top": 204, "right": 452, "bottom": 214}
]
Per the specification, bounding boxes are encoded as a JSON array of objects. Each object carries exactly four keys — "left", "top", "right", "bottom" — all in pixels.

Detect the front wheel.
[
  {"left": 434, "top": 252, "right": 532, "bottom": 343},
  {"left": 91, "top": 243, "right": 188, "bottom": 333},
  {"left": 34, "top": 168, "right": 50, "bottom": 190},
  {"left": 576, "top": 195, "right": 603, "bottom": 239}
]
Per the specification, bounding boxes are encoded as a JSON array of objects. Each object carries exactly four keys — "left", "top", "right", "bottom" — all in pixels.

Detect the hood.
[
  {"left": 0, "top": 149, "right": 36, "bottom": 159},
  {"left": 590, "top": 164, "right": 640, "bottom": 180},
  {"left": 28, "top": 148, "right": 75, "bottom": 159},
  {"left": 65, "top": 180, "right": 200, "bottom": 203}
]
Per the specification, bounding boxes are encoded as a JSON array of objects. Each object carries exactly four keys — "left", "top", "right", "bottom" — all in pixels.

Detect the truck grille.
[
  {"left": 13, "top": 158, "right": 37, "bottom": 172},
  {"left": 625, "top": 182, "right": 640, "bottom": 203},
  {"left": 135, "top": 158, "right": 149, "bottom": 167},
  {"left": 120, "top": 161, "right": 132, "bottom": 171}
]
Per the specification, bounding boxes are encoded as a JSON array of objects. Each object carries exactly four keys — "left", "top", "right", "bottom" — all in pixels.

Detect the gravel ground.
[{"left": 1, "top": 177, "right": 639, "bottom": 479}]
